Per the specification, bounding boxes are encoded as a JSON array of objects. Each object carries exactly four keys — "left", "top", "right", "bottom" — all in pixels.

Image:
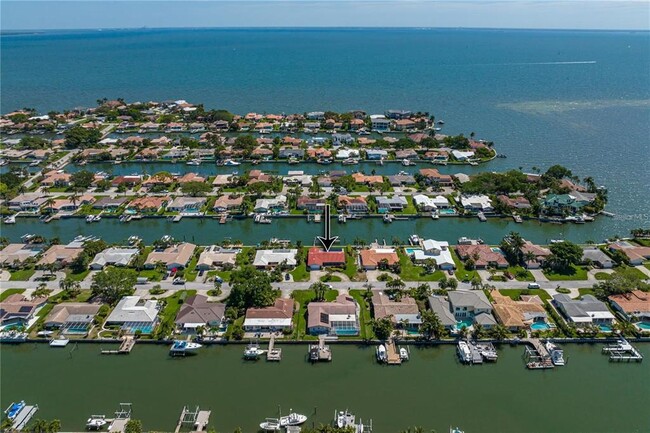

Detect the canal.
[
  {"left": 1, "top": 343, "right": 647, "bottom": 433},
  {"left": 0, "top": 215, "right": 622, "bottom": 245}
]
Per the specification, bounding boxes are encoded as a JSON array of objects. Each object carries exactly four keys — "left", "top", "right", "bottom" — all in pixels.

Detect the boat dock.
[
  {"left": 266, "top": 335, "right": 282, "bottom": 361},
  {"left": 385, "top": 338, "right": 402, "bottom": 365},
  {"left": 174, "top": 406, "right": 211, "bottom": 433},
  {"left": 468, "top": 342, "right": 484, "bottom": 364},
  {"left": 602, "top": 338, "right": 643, "bottom": 362},
  {"left": 12, "top": 404, "right": 39, "bottom": 430},
  {"left": 172, "top": 215, "right": 182, "bottom": 223},
  {"left": 523, "top": 338, "right": 554, "bottom": 369},
  {"left": 101, "top": 336, "right": 135, "bottom": 355},
  {"left": 107, "top": 403, "right": 132, "bottom": 433},
  {"left": 309, "top": 335, "right": 332, "bottom": 362}
]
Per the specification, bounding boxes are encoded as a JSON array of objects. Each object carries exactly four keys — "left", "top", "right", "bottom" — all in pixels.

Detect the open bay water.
[{"left": 2, "top": 28, "right": 649, "bottom": 237}]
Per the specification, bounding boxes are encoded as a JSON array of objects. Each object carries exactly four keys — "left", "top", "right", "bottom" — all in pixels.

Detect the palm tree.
[
  {"left": 490, "top": 324, "right": 509, "bottom": 341},
  {"left": 458, "top": 325, "right": 469, "bottom": 340},
  {"left": 44, "top": 197, "right": 56, "bottom": 214},
  {"left": 47, "top": 419, "right": 61, "bottom": 433}
]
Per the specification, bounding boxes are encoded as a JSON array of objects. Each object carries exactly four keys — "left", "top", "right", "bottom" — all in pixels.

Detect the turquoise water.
[
  {"left": 599, "top": 325, "right": 613, "bottom": 333},
  {"left": 457, "top": 319, "right": 473, "bottom": 329},
  {"left": 439, "top": 209, "right": 457, "bottom": 215},
  {"left": 636, "top": 321, "right": 650, "bottom": 330},
  {"left": 404, "top": 248, "right": 420, "bottom": 255},
  {"left": 530, "top": 322, "right": 551, "bottom": 331}
]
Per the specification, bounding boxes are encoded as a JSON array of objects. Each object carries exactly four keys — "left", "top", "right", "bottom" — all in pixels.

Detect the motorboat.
[
  {"left": 279, "top": 412, "right": 308, "bottom": 427},
  {"left": 338, "top": 214, "right": 347, "bottom": 223},
  {"left": 288, "top": 157, "right": 300, "bottom": 165},
  {"left": 259, "top": 129, "right": 272, "bottom": 134},
  {"left": 243, "top": 342, "right": 266, "bottom": 360},
  {"left": 408, "top": 234, "right": 420, "bottom": 246},
  {"left": 401, "top": 159, "right": 415, "bottom": 166},
  {"left": 5, "top": 401, "right": 25, "bottom": 420},
  {"left": 457, "top": 341, "right": 472, "bottom": 364},
  {"left": 399, "top": 347, "right": 410, "bottom": 361},
  {"left": 169, "top": 340, "right": 202, "bottom": 356},
  {"left": 382, "top": 214, "right": 393, "bottom": 223},
  {"left": 545, "top": 341, "right": 565, "bottom": 366},
  {"left": 86, "top": 215, "right": 95, "bottom": 223},
  {"left": 357, "top": 129, "right": 370, "bottom": 136},
  {"left": 317, "top": 158, "right": 332, "bottom": 165},
  {"left": 341, "top": 158, "right": 359, "bottom": 165},
  {"left": 224, "top": 159, "right": 241, "bottom": 166},
  {"left": 86, "top": 415, "right": 108, "bottom": 430},
  {"left": 259, "top": 418, "right": 281, "bottom": 431},
  {"left": 336, "top": 410, "right": 356, "bottom": 429},
  {"left": 431, "top": 212, "right": 440, "bottom": 220},
  {"left": 376, "top": 344, "right": 387, "bottom": 363},
  {"left": 186, "top": 158, "right": 201, "bottom": 166},
  {"left": 37, "top": 330, "right": 54, "bottom": 337},
  {"left": 3, "top": 215, "right": 16, "bottom": 224},
  {"left": 254, "top": 214, "right": 272, "bottom": 224},
  {"left": 49, "top": 337, "right": 70, "bottom": 348},
  {"left": 128, "top": 236, "right": 141, "bottom": 245}
]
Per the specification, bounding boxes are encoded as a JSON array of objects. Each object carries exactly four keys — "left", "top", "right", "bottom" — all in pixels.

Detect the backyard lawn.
[
  {"left": 498, "top": 288, "right": 551, "bottom": 303},
  {"left": 9, "top": 269, "right": 36, "bottom": 281},
  {"left": 543, "top": 265, "right": 588, "bottom": 281},
  {"left": 451, "top": 250, "right": 478, "bottom": 282},
  {"left": 0, "top": 288, "right": 25, "bottom": 302},
  {"left": 348, "top": 289, "right": 375, "bottom": 340},
  {"left": 290, "top": 262, "right": 310, "bottom": 282},
  {"left": 397, "top": 249, "right": 444, "bottom": 281}
]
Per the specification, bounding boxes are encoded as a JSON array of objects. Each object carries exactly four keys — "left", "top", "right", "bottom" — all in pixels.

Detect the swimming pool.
[
  {"left": 490, "top": 247, "right": 505, "bottom": 254},
  {"left": 636, "top": 321, "right": 650, "bottom": 330},
  {"left": 457, "top": 319, "right": 473, "bottom": 329},
  {"left": 122, "top": 322, "right": 155, "bottom": 334},
  {"left": 530, "top": 322, "right": 550, "bottom": 331},
  {"left": 335, "top": 329, "right": 360, "bottom": 336},
  {"left": 599, "top": 325, "right": 613, "bottom": 333},
  {"left": 404, "top": 248, "right": 421, "bottom": 255},
  {"left": 439, "top": 209, "right": 456, "bottom": 215}
]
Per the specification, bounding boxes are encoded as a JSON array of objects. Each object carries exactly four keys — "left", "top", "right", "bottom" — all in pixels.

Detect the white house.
[
  {"left": 253, "top": 249, "right": 298, "bottom": 269},
  {"left": 336, "top": 148, "right": 360, "bottom": 159},
  {"left": 166, "top": 197, "right": 207, "bottom": 212},
  {"left": 90, "top": 247, "right": 140, "bottom": 269},
  {"left": 460, "top": 194, "right": 493, "bottom": 212},
  {"left": 451, "top": 150, "right": 475, "bottom": 161},
  {"left": 370, "top": 115, "right": 390, "bottom": 132},
  {"left": 105, "top": 296, "right": 159, "bottom": 333},
  {"left": 411, "top": 239, "right": 455, "bottom": 270},
  {"left": 254, "top": 195, "right": 287, "bottom": 213}
]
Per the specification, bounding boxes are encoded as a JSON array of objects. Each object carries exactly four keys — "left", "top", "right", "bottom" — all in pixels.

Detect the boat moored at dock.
[
  {"left": 86, "top": 415, "right": 108, "bottom": 430},
  {"left": 169, "top": 340, "right": 202, "bottom": 356}
]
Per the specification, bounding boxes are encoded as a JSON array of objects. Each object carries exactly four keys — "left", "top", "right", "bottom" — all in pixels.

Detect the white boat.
[
  {"left": 86, "top": 415, "right": 107, "bottom": 430},
  {"left": 243, "top": 342, "right": 266, "bottom": 360},
  {"left": 457, "top": 341, "right": 472, "bottom": 364},
  {"left": 0, "top": 330, "right": 28, "bottom": 343},
  {"left": 3, "top": 215, "right": 16, "bottom": 224},
  {"left": 224, "top": 159, "right": 241, "bottom": 166},
  {"left": 186, "top": 158, "right": 201, "bottom": 166},
  {"left": 545, "top": 341, "right": 565, "bottom": 366},
  {"left": 86, "top": 215, "right": 95, "bottom": 223},
  {"left": 357, "top": 129, "right": 370, "bottom": 136},
  {"left": 169, "top": 340, "right": 202, "bottom": 355},
  {"left": 399, "top": 347, "right": 410, "bottom": 361},
  {"left": 37, "top": 330, "right": 54, "bottom": 337},
  {"left": 431, "top": 212, "right": 440, "bottom": 220},
  {"left": 258, "top": 128, "right": 272, "bottom": 134},
  {"left": 408, "top": 234, "right": 420, "bottom": 246},
  {"left": 29, "top": 159, "right": 42, "bottom": 167},
  {"left": 338, "top": 214, "right": 347, "bottom": 223},
  {"left": 279, "top": 412, "right": 307, "bottom": 427},
  {"left": 341, "top": 158, "right": 359, "bottom": 165},
  {"left": 376, "top": 344, "right": 387, "bottom": 363},
  {"left": 254, "top": 214, "right": 272, "bottom": 224},
  {"left": 49, "top": 337, "right": 70, "bottom": 347},
  {"left": 401, "top": 159, "right": 415, "bottom": 166},
  {"left": 336, "top": 410, "right": 356, "bottom": 429},
  {"left": 259, "top": 418, "right": 281, "bottom": 431},
  {"left": 128, "top": 236, "right": 141, "bottom": 245},
  {"left": 93, "top": 215, "right": 101, "bottom": 222}
]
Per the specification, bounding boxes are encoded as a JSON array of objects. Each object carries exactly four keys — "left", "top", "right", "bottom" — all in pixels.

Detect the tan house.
[
  {"left": 144, "top": 242, "right": 196, "bottom": 270},
  {"left": 243, "top": 298, "right": 295, "bottom": 332},
  {"left": 37, "top": 244, "right": 84, "bottom": 268},
  {"left": 491, "top": 290, "right": 548, "bottom": 331},
  {"left": 371, "top": 291, "right": 422, "bottom": 331}
]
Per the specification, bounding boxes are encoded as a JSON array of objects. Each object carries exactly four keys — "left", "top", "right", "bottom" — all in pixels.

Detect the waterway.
[
  {"left": 1, "top": 343, "right": 648, "bottom": 433},
  {"left": 0, "top": 215, "right": 618, "bottom": 246}
]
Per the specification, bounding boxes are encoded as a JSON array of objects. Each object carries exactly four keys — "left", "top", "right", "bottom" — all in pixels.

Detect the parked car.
[
  {"left": 527, "top": 282, "right": 540, "bottom": 289},
  {"left": 172, "top": 277, "right": 186, "bottom": 285}
]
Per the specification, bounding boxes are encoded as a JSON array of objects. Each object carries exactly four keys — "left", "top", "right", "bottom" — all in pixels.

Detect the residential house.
[
  {"left": 332, "top": 133, "right": 354, "bottom": 146},
  {"left": 37, "top": 243, "right": 84, "bottom": 268},
  {"left": 370, "top": 116, "right": 391, "bottom": 132},
  {"left": 351, "top": 172, "right": 384, "bottom": 186},
  {"left": 41, "top": 170, "right": 71, "bottom": 187},
  {"left": 455, "top": 244, "right": 508, "bottom": 269},
  {"left": 243, "top": 298, "right": 295, "bottom": 332},
  {"left": 105, "top": 296, "right": 159, "bottom": 333},
  {"left": 44, "top": 302, "right": 101, "bottom": 334},
  {"left": 0, "top": 243, "right": 45, "bottom": 267},
  {"left": 307, "top": 247, "right": 346, "bottom": 270},
  {"left": 0, "top": 294, "right": 47, "bottom": 327},
  {"left": 167, "top": 196, "right": 207, "bottom": 212},
  {"left": 385, "top": 110, "right": 412, "bottom": 120},
  {"left": 552, "top": 294, "right": 615, "bottom": 327},
  {"left": 279, "top": 148, "right": 305, "bottom": 159},
  {"left": 387, "top": 174, "right": 416, "bottom": 187},
  {"left": 413, "top": 194, "right": 449, "bottom": 211},
  {"left": 410, "top": 239, "right": 455, "bottom": 270},
  {"left": 307, "top": 294, "right": 360, "bottom": 336},
  {"left": 359, "top": 248, "right": 399, "bottom": 270},
  {"left": 520, "top": 241, "right": 551, "bottom": 269},
  {"left": 144, "top": 242, "right": 196, "bottom": 270},
  {"left": 427, "top": 296, "right": 458, "bottom": 330},
  {"left": 608, "top": 290, "right": 650, "bottom": 321},
  {"left": 419, "top": 169, "right": 454, "bottom": 186},
  {"left": 490, "top": 290, "right": 547, "bottom": 331},
  {"left": 448, "top": 291, "right": 496, "bottom": 328},
  {"left": 337, "top": 195, "right": 368, "bottom": 214},
  {"left": 175, "top": 294, "right": 226, "bottom": 332},
  {"left": 253, "top": 249, "right": 298, "bottom": 269},
  {"left": 451, "top": 150, "right": 475, "bottom": 161},
  {"left": 111, "top": 175, "right": 142, "bottom": 187},
  {"left": 372, "top": 291, "right": 422, "bottom": 332},
  {"left": 306, "top": 111, "right": 325, "bottom": 120},
  {"left": 497, "top": 195, "right": 531, "bottom": 210},
  {"left": 336, "top": 148, "right": 360, "bottom": 159},
  {"left": 543, "top": 193, "right": 596, "bottom": 215},
  {"left": 608, "top": 241, "right": 650, "bottom": 265},
  {"left": 393, "top": 119, "right": 416, "bottom": 131},
  {"left": 375, "top": 196, "right": 408, "bottom": 212},
  {"left": 460, "top": 195, "right": 494, "bottom": 213},
  {"left": 127, "top": 196, "right": 170, "bottom": 213},
  {"left": 212, "top": 175, "right": 235, "bottom": 188},
  {"left": 254, "top": 195, "right": 287, "bottom": 213},
  {"left": 177, "top": 173, "right": 206, "bottom": 184},
  {"left": 581, "top": 247, "right": 614, "bottom": 269},
  {"left": 196, "top": 246, "right": 239, "bottom": 270},
  {"left": 89, "top": 247, "right": 140, "bottom": 269},
  {"left": 212, "top": 195, "right": 243, "bottom": 213},
  {"left": 349, "top": 118, "right": 365, "bottom": 130},
  {"left": 7, "top": 193, "right": 46, "bottom": 212},
  {"left": 92, "top": 197, "right": 128, "bottom": 211},
  {"left": 296, "top": 196, "right": 326, "bottom": 212},
  {"left": 366, "top": 149, "right": 388, "bottom": 160},
  {"left": 395, "top": 149, "right": 418, "bottom": 160}
]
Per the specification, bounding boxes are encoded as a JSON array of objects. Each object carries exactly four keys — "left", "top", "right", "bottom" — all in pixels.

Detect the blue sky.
[{"left": 2, "top": 1, "right": 649, "bottom": 31}]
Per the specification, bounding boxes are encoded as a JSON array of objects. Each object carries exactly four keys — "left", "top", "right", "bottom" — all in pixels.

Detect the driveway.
[{"left": 529, "top": 269, "right": 549, "bottom": 282}]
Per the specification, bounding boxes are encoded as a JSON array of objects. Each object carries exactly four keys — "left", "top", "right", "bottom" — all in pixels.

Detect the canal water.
[
  {"left": 1, "top": 343, "right": 648, "bottom": 433},
  {"left": 0, "top": 215, "right": 620, "bottom": 245}
]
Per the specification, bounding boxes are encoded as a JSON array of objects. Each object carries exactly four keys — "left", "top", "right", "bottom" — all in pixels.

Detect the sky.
[{"left": 1, "top": 0, "right": 649, "bottom": 31}]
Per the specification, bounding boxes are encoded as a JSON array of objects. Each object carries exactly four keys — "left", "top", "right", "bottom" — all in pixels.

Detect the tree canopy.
[
  {"left": 90, "top": 267, "right": 137, "bottom": 305},
  {"left": 227, "top": 266, "right": 277, "bottom": 313},
  {"left": 547, "top": 241, "right": 583, "bottom": 271},
  {"left": 64, "top": 126, "right": 101, "bottom": 148},
  {"left": 70, "top": 170, "right": 95, "bottom": 188}
]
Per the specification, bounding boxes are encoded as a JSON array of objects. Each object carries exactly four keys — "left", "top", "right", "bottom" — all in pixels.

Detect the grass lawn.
[
  {"left": 49, "top": 289, "right": 94, "bottom": 303},
  {"left": 206, "top": 270, "right": 232, "bottom": 282},
  {"left": 595, "top": 266, "right": 646, "bottom": 281},
  {"left": 343, "top": 249, "right": 359, "bottom": 280},
  {"left": 543, "top": 264, "right": 588, "bottom": 281},
  {"left": 290, "top": 289, "right": 339, "bottom": 340},
  {"left": 349, "top": 289, "right": 375, "bottom": 340},
  {"left": 224, "top": 316, "right": 245, "bottom": 340},
  {"left": 645, "top": 263, "right": 650, "bottom": 271},
  {"left": 183, "top": 255, "right": 200, "bottom": 282},
  {"left": 137, "top": 269, "right": 164, "bottom": 282},
  {"left": 632, "top": 238, "right": 650, "bottom": 247},
  {"left": 154, "top": 290, "right": 197, "bottom": 338},
  {"left": 595, "top": 272, "right": 613, "bottom": 281},
  {"left": 451, "top": 249, "right": 478, "bottom": 282},
  {"left": 65, "top": 269, "right": 90, "bottom": 282},
  {"left": 9, "top": 269, "right": 36, "bottom": 281},
  {"left": 498, "top": 289, "right": 551, "bottom": 303},
  {"left": 0, "top": 288, "right": 25, "bottom": 302},
  {"left": 397, "top": 196, "right": 418, "bottom": 215},
  {"left": 505, "top": 266, "right": 535, "bottom": 282},
  {"left": 290, "top": 262, "right": 310, "bottom": 282},
  {"left": 397, "top": 249, "right": 444, "bottom": 281},
  {"left": 320, "top": 275, "right": 342, "bottom": 282},
  {"left": 577, "top": 288, "right": 596, "bottom": 298}
]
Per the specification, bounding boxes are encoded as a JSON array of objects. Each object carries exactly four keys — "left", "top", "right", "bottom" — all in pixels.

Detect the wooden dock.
[
  {"left": 266, "top": 335, "right": 282, "bottom": 361},
  {"left": 523, "top": 338, "right": 553, "bottom": 369},
  {"left": 102, "top": 337, "right": 135, "bottom": 355},
  {"left": 13, "top": 404, "right": 39, "bottom": 430},
  {"left": 309, "top": 335, "right": 332, "bottom": 362},
  {"left": 174, "top": 406, "right": 211, "bottom": 433},
  {"left": 385, "top": 338, "right": 402, "bottom": 365}
]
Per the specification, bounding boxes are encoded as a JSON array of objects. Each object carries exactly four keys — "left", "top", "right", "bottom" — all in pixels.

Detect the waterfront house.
[
  {"left": 393, "top": 119, "right": 416, "bottom": 131},
  {"left": 175, "top": 295, "right": 226, "bottom": 332},
  {"left": 37, "top": 243, "right": 84, "bottom": 268},
  {"left": 424, "top": 150, "right": 449, "bottom": 162},
  {"left": 552, "top": 294, "right": 615, "bottom": 327},
  {"left": 127, "top": 196, "right": 170, "bottom": 213},
  {"left": 89, "top": 247, "right": 140, "bottom": 270},
  {"left": 0, "top": 243, "right": 45, "bottom": 267},
  {"left": 45, "top": 195, "right": 95, "bottom": 213},
  {"left": 351, "top": 172, "right": 384, "bottom": 186},
  {"left": 279, "top": 148, "right": 305, "bottom": 159},
  {"left": 455, "top": 244, "right": 508, "bottom": 269},
  {"left": 252, "top": 146, "right": 273, "bottom": 158},
  {"left": 448, "top": 291, "right": 496, "bottom": 328},
  {"left": 144, "top": 242, "right": 196, "bottom": 270},
  {"left": 307, "top": 294, "right": 360, "bottom": 336},
  {"left": 607, "top": 241, "right": 650, "bottom": 265},
  {"left": 375, "top": 196, "right": 408, "bottom": 212},
  {"left": 212, "top": 195, "right": 243, "bottom": 213},
  {"left": 542, "top": 193, "right": 595, "bottom": 215},
  {"left": 413, "top": 194, "right": 449, "bottom": 211},
  {"left": 359, "top": 248, "right": 399, "bottom": 270},
  {"left": 92, "top": 197, "right": 128, "bottom": 211},
  {"left": 212, "top": 175, "right": 235, "bottom": 188},
  {"left": 490, "top": 290, "right": 547, "bottom": 331},
  {"left": 306, "top": 147, "right": 332, "bottom": 159},
  {"left": 371, "top": 291, "right": 422, "bottom": 332},
  {"left": 387, "top": 173, "right": 416, "bottom": 186},
  {"left": 297, "top": 196, "right": 326, "bottom": 212},
  {"left": 332, "top": 133, "right": 354, "bottom": 146},
  {"left": 167, "top": 196, "right": 207, "bottom": 213},
  {"left": 41, "top": 170, "right": 71, "bottom": 187},
  {"left": 410, "top": 239, "right": 455, "bottom": 270},
  {"left": 459, "top": 195, "right": 494, "bottom": 213},
  {"left": 419, "top": 169, "right": 454, "bottom": 187},
  {"left": 349, "top": 118, "right": 365, "bottom": 130},
  {"left": 177, "top": 173, "right": 206, "bottom": 184},
  {"left": 196, "top": 246, "right": 239, "bottom": 270},
  {"left": 105, "top": 296, "right": 159, "bottom": 334},
  {"left": 243, "top": 298, "right": 295, "bottom": 333},
  {"left": 0, "top": 294, "right": 47, "bottom": 328},
  {"left": 111, "top": 175, "right": 142, "bottom": 187},
  {"left": 253, "top": 249, "right": 298, "bottom": 269},
  {"left": 254, "top": 195, "right": 287, "bottom": 213},
  {"left": 337, "top": 195, "right": 368, "bottom": 214},
  {"left": 427, "top": 296, "right": 458, "bottom": 331},
  {"left": 385, "top": 110, "right": 412, "bottom": 120},
  {"left": 307, "top": 111, "right": 325, "bottom": 120},
  {"left": 307, "top": 247, "right": 346, "bottom": 270},
  {"left": 581, "top": 247, "right": 614, "bottom": 269},
  {"left": 336, "top": 148, "right": 360, "bottom": 159},
  {"left": 44, "top": 302, "right": 101, "bottom": 334},
  {"left": 520, "top": 241, "right": 551, "bottom": 269},
  {"left": 608, "top": 290, "right": 650, "bottom": 322},
  {"left": 370, "top": 116, "right": 390, "bottom": 132},
  {"left": 143, "top": 173, "right": 176, "bottom": 187},
  {"left": 451, "top": 150, "right": 475, "bottom": 161},
  {"left": 6, "top": 193, "right": 46, "bottom": 212},
  {"left": 395, "top": 149, "right": 418, "bottom": 159},
  {"left": 366, "top": 149, "right": 388, "bottom": 160},
  {"left": 497, "top": 195, "right": 531, "bottom": 210}
]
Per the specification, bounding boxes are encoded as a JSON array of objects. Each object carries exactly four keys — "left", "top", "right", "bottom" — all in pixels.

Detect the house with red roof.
[{"left": 307, "top": 247, "right": 346, "bottom": 270}]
